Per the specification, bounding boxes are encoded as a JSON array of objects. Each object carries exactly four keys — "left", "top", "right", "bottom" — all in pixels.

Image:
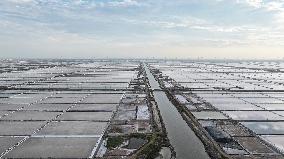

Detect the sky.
[{"left": 0, "top": 0, "right": 284, "bottom": 59}]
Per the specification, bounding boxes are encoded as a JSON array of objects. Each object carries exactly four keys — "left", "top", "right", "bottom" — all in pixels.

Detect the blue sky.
[{"left": 0, "top": 0, "right": 284, "bottom": 59}]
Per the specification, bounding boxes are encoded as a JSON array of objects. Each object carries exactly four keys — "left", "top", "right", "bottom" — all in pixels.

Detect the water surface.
[{"left": 144, "top": 64, "right": 210, "bottom": 159}]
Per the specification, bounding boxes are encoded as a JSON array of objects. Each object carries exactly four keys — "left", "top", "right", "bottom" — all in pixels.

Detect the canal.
[{"left": 144, "top": 63, "right": 210, "bottom": 159}]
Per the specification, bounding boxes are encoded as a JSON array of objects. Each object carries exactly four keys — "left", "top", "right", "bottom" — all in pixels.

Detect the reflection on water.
[
  {"left": 262, "top": 135, "right": 284, "bottom": 152},
  {"left": 192, "top": 111, "right": 228, "bottom": 120},
  {"left": 223, "top": 111, "right": 284, "bottom": 121},
  {"left": 153, "top": 91, "right": 210, "bottom": 159},
  {"left": 242, "top": 122, "right": 284, "bottom": 134}
]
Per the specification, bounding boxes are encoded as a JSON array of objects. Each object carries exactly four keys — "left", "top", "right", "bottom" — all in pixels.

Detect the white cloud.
[
  {"left": 246, "top": 0, "right": 263, "bottom": 8},
  {"left": 265, "top": 1, "right": 284, "bottom": 11},
  {"left": 261, "top": 1, "right": 284, "bottom": 29},
  {"left": 1, "top": 0, "right": 284, "bottom": 58},
  {"left": 236, "top": 0, "right": 263, "bottom": 8},
  {"left": 8, "top": 0, "right": 34, "bottom": 3},
  {"left": 108, "top": 0, "right": 141, "bottom": 7},
  {"left": 234, "top": 0, "right": 284, "bottom": 31},
  {"left": 5, "top": 0, "right": 35, "bottom": 3},
  {"left": 123, "top": 16, "right": 265, "bottom": 34},
  {"left": 274, "top": 11, "right": 284, "bottom": 29}
]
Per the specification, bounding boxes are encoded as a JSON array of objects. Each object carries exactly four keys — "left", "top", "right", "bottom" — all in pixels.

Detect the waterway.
[{"left": 144, "top": 63, "right": 210, "bottom": 159}]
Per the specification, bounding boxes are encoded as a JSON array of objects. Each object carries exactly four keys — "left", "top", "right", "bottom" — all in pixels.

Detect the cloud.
[
  {"left": 6, "top": 0, "right": 34, "bottom": 3},
  {"left": 108, "top": 0, "right": 141, "bottom": 7},
  {"left": 122, "top": 15, "right": 265, "bottom": 34},
  {"left": 265, "top": 1, "right": 284, "bottom": 11},
  {"left": 1, "top": 0, "right": 284, "bottom": 58},
  {"left": 261, "top": 1, "right": 284, "bottom": 29},
  {"left": 232, "top": 0, "right": 284, "bottom": 31},
  {"left": 245, "top": 0, "right": 263, "bottom": 8},
  {"left": 234, "top": 0, "right": 284, "bottom": 11},
  {"left": 235, "top": 0, "right": 263, "bottom": 8},
  {"left": 2, "top": 0, "right": 144, "bottom": 11}
]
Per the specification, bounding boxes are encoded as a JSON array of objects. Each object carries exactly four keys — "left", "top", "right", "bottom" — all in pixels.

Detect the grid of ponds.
[
  {"left": 0, "top": 59, "right": 138, "bottom": 158},
  {"left": 95, "top": 66, "right": 156, "bottom": 158},
  {"left": 152, "top": 60, "right": 284, "bottom": 158}
]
